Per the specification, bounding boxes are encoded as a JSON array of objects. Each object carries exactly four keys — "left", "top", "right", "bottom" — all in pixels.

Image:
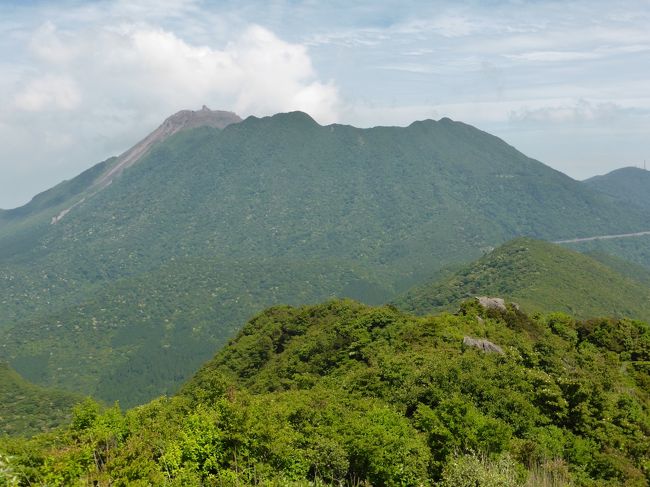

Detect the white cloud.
[
  {"left": 0, "top": 13, "right": 340, "bottom": 207},
  {"left": 28, "top": 21, "right": 80, "bottom": 64},
  {"left": 14, "top": 22, "right": 339, "bottom": 122},
  {"left": 509, "top": 99, "right": 645, "bottom": 126},
  {"left": 505, "top": 50, "right": 601, "bottom": 62},
  {"left": 110, "top": 0, "right": 200, "bottom": 18},
  {"left": 505, "top": 44, "right": 650, "bottom": 63},
  {"left": 14, "top": 75, "right": 81, "bottom": 111},
  {"left": 399, "top": 14, "right": 479, "bottom": 38},
  {"left": 2, "top": 0, "right": 650, "bottom": 206}
]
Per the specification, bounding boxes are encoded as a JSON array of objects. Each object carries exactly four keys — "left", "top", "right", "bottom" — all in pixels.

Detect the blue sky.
[{"left": 1, "top": 0, "right": 649, "bottom": 208}]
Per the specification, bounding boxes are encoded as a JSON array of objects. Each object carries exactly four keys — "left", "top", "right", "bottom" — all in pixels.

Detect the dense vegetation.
[
  {"left": 2, "top": 257, "right": 394, "bottom": 407},
  {"left": 572, "top": 166, "right": 650, "bottom": 268},
  {"left": 0, "top": 362, "right": 82, "bottom": 437},
  {"left": 396, "top": 238, "right": 650, "bottom": 321},
  {"left": 565, "top": 235, "right": 650, "bottom": 273},
  {"left": 584, "top": 250, "right": 650, "bottom": 287},
  {"left": 3, "top": 112, "right": 650, "bottom": 405},
  {"left": 1, "top": 300, "right": 648, "bottom": 485},
  {"left": 584, "top": 167, "right": 650, "bottom": 211}
]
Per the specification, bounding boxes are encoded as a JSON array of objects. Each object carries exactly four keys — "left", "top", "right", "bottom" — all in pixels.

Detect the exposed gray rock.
[
  {"left": 95, "top": 106, "right": 242, "bottom": 188},
  {"left": 463, "top": 336, "right": 504, "bottom": 354},
  {"left": 476, "top": 296, "right": 507, "bottom": 312},
  {"left": 51, "top": 106, "right": 242, "bottom": 224}
]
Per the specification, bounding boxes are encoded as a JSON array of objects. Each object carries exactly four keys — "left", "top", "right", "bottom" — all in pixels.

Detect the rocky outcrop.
[
  {"left": 52, "top": 106, "right": 241, "bottom": 224},
  {"left": 476, "top": 296, "right": 507, "bottom": 312},
  {"left": 462, "top": 336, "right": 504, "bottom": 354},
  {"left": 94, "top": 106, "right": 241, "bottom": 188}
]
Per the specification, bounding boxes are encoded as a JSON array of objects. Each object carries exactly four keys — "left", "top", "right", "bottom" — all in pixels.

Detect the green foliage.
[
  {"left": 1, "top": 257, "right": 393, "bottom": 407},
  {"left": 584, "top": 166, "right": 650, "bottom": 211},
  {"left": 395, "top": 238, "right": 650, "bottom": 322},
  {"left": 3, "top": 113, "right": 650, "bottom": 409},
  {"left": 0, "top": 362, "right": 82, "bottom": 437},
  {"left": 0, "top": 452, "right": 20, "bottom": 487},
  {"left": 564, "top": 165, "right": 650, "bottom": 269},
  {"left": 185, "top": 300, "right": 650, "bottom": 485},
  {"left": 438, "top": 453, "right": 523, "bottom": 487},
  {"left": 566, "top": 235, "right": 650, "bottom": 274},
  {"left": 4, "top": 300, "right": 646, "bottom": 485}
]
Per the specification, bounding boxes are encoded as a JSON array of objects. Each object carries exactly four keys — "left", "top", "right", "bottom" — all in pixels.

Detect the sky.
[{"left": 1, "top": 0, "right": 649, "bottom": 208}]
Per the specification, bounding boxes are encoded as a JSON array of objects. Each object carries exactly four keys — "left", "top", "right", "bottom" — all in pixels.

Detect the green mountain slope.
[
  {"left": 3, "top": 111, "right": 650, "bottom": 405},
  {"left": 0, "top": 362, "right": 82, "bottom": 437},
  {"left": 3, "top": 256, "right": 394, "bottom": 407},
  {"left": 0, "top": 158, "right": 113, "bottom": 264},
  {"left": 585, "top": 250, "right": 650, "bottom": 287},
  {"left": 584, "top": 166, "right": 650, "bottom": 210},
  {"left": 395, "top": 238, "right": 650, "bottom": 320},
  {"left": 557, "top": 167, "right": 650, "bottom": 269},
  {"left": 0, "top": 158, "right": 112, "bottom": 225},
  {"left": 563, "top": 235, "right": 650, "bottom": 273},
  {"left": 3, "top": 301, "right": 648, "bottom": 485}
]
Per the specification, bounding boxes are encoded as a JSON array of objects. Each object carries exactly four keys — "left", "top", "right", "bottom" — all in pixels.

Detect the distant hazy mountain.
[
  {"left": 395, "top": 238, "right": 650, "bottom": 321},
  {"left": 562, "top": 234, "right": 650, "bottom": 275},
  {"left": 584, "top": 166, "right": 650, "bottom": 210},
  {"left": 2, "top": 109, "right": 650, "bottom": 405},
  {"left": 570, "top": 166, "right": 650, "bottom": 269}
]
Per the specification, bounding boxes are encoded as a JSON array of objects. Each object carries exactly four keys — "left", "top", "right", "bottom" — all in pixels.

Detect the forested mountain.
[
  {"left": 0, "top": 362, "right": 82, "bottom": 437},
  {"left": 564, "top": 235, "right": 650, "bottom": 272},
  {"left": 585, "top": 250, "right": 650, "bottom": 286},
  {"left": 584, "top": 166, "right": 650, "bottom": 210},
  {"left": 395, "top": 238, "right": 650, "bottom": 320},
  {"left": 3, "top": 257, "right": 393, "bottom": 407},
  {"left": 2, "top": 300, "right": 648, "bottom": 485},
  {"left": 0, "top": 107, "right": 240, "bottom": 237},
  {"left": 556, "top": 167, "right": 650, "bottom": 269},
  {"left": 3, "top": 109, "right": 650, "bottom": 405}
]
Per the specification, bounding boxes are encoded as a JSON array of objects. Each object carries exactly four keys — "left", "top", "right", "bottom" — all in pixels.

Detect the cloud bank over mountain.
[{"left": 0, "top": 2, "right": 339, "bottom": 207}]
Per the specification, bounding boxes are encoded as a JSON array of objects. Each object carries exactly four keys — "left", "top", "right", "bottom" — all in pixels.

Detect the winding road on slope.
[{"left": 554, "top": 230, "right": 650, "bottom": 244}]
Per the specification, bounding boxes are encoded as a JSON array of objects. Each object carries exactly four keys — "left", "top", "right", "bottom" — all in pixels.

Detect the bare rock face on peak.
[
  {"left": 95, "top": 107, "right": 242, "bottom": 188},
  {"left": 48, "top": 107, "right": 242, "bottom": 224}
]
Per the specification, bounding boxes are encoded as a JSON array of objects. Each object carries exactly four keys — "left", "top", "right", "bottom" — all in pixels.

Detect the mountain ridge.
[
  {"left": 3, "top": 109, "right": 650, "bottom": 405},
  {"left": 92, "top": 105, "right": 242, "bottom": 190},
  {"left": 584, "top": 165, "right": 650, "bottom": 211},
  {"left": 4, "top": 300, "right": 647, "bottom": 484},
  {"left": 395, "top": 237, "right": 650, "bottom": 321}
]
